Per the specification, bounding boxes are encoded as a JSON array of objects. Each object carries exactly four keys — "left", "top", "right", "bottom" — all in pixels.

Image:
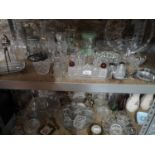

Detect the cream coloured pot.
[
  {"left": 140, "top": 94, "right": 154, "bottom": 111},
  {"left": 126, "top": 94, "right": 140, "bottom": 113}
]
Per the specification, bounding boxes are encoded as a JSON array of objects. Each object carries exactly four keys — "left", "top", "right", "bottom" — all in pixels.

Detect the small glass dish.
[
  {"left": 132, "top": 68, "right": 155, "bottom": 82},
  {"left": 109, "top": 123, "right": 123, "bottom": 135}
]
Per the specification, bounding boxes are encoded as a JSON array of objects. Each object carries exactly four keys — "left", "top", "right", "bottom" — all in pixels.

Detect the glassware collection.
[
  {"left": 0, "top": 19, "right": 153, "bottom": 81},
  {"left": 12, "top": 90, "right": 154, "bottom": 135},
  {"left": 0, "top": 20, "right": 155, "bottom": 135}
]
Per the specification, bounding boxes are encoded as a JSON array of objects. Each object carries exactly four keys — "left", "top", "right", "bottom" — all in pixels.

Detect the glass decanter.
[{"left": 80, "top": 32, "right": 96, "bottom": 78}]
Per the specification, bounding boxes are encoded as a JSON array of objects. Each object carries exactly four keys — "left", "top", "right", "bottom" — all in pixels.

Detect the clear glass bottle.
[
  {"left": 113, "top": 62, "right": 126, "bottom": 79},
  {"left": 79, "top": 32, "right": 96, "bottom": 78},
  {"left": 65, "top": 28, "right": 76, "bottom": 55}
]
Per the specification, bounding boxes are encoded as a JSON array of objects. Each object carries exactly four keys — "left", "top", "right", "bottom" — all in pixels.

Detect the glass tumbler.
[
  {"left": 53, "top": 57, "right": 63, "bottom": 80},
  {"left": 32, "top": 58, "right": 51, "bottom": 75},
  {"left": 26, "top": 38, "right": 48, "bottom": 62}
]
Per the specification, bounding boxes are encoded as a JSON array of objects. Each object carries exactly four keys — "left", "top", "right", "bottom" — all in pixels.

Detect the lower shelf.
[{"left": 12, "top": 104, "right": 141, "bottom": 135}]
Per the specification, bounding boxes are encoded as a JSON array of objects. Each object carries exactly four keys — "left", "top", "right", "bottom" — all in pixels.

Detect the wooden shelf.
[{"left": 0, "top": 53, "right": 155, "bottom": 93}]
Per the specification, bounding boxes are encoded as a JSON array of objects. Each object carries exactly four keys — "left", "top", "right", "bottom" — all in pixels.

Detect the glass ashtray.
[
  {"left": 132, "top": 68, "right": 155, "bottom": 82},
  {"left": 109, "top": 123, "right": 123, "bottom": 135},
  {"left": 0, "top": 61, "right": 25, "bottom": 75}
]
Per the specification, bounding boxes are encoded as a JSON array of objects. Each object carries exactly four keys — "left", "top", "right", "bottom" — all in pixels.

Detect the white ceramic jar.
[
  {"left": 140, "top": 94, "right": 154, "bottom": 111},
  {"left": 126, "top": 94, "right": 140, "bottom": 113}
]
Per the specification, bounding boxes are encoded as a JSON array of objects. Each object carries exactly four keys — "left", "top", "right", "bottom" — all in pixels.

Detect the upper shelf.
[{"left": 0, "top": 53, "right": 155, "bottom": 93}]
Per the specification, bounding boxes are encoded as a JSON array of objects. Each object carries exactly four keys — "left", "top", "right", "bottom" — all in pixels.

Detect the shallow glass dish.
[{"left": 133, "top": 68, "right": 155, "bottom": 82}]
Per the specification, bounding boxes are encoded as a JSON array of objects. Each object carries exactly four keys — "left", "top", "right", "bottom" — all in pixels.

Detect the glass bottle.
[
  {"left": 80, "top": 32, "right": 96, "bottom": 78},
  {"left": 65, "top": 28, "right": 76, "bottom": 55}
]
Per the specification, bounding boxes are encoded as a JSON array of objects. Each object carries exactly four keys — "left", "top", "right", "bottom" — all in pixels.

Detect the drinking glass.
[
  {"left": 32, "top": 58, "right": 51, "bottom": 75},
  {"left": 12, "top": 39, "right": 27, "bottom": 60},
  {"left": 113, "top": 62, "right": 127, "bottom": 79},
  {"left": 47, "top": 30, "right": 56, "bottom": 62},
  {"left": 53, "top": 57, "right": 64, "bottom": 80},
  {"left": 26, "top": 38, "right": 48, "bottom": 62}
]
